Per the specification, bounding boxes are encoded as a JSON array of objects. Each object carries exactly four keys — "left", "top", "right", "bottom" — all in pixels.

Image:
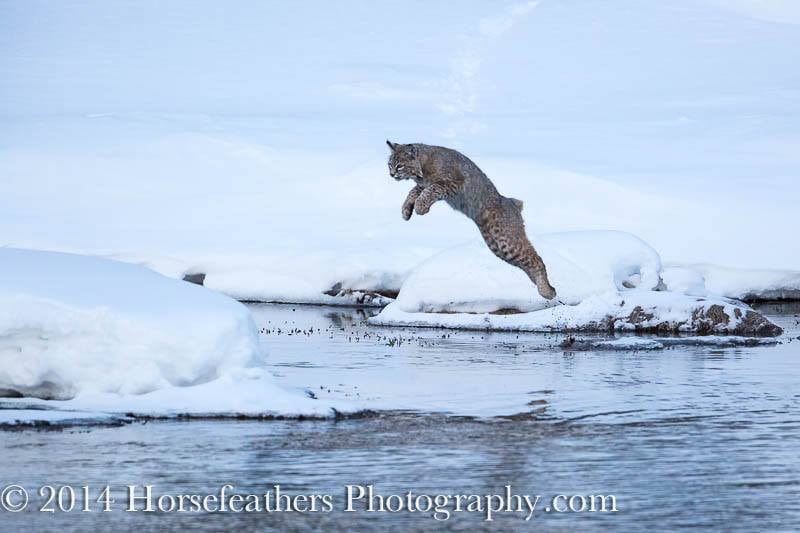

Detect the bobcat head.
[{"left": 386, "top": 140, "right": 421, "bottom": 181}]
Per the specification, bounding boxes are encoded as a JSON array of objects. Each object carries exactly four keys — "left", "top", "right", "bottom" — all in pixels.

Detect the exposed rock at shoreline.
[{"left": 370, "top": 292, "right": 784, "bottom": 337}]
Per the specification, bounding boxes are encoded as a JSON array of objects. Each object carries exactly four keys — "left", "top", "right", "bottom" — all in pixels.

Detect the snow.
[
  {"left": 709, "top": 0, "right": 800, "bottom": 25},
  {"left": 10, "top": 369, "right": 336, "bottom": 419},
  {"left": 0, "top": 248, "right": 326, "bottom": 415},
  {"left": 0, "top": 1, "right": 799, "bottom": 307},
  {"left": 664, "top": 264, "right": 800, "bottom": 301},
  {"left": 203, "top": 260, "right": 400, "bottom": 307},
  {"left": 2, "top": 140, "right": 796, "bottom": 307},
  {"left": 370, "top": 231, "right": 784, "bottom": 336},
  {"left": 394, "top": 231, "right": 661, "bottom": 313},
  {"left": 566, "top": 338, "right": 667, "bottom": 351},
  {"left": 0, "top": 408, "right": 124, "bottom": 427},
  {"left": 559, "top": 334, "right": 778, "bottom": 352},
  {"left": 372, "top": 289, "right": 780, "bottom": 336},
  {"left": 660, "top": 266, "right": 709, "bottom": 297}
]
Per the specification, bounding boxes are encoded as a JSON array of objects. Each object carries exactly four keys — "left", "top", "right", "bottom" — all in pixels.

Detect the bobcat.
[{"left": 386, "top": 140, "right": 557, "bottom": 300}]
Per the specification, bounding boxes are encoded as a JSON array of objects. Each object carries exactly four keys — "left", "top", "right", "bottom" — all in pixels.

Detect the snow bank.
[
  {"left": 372, "top": 291, "right": 782, "bottom": 337},
  {"left": 12, "top": 369, "right": 336, "bottom": 419},
  {"left": 202, "top": 259, "right": 401, "bottom": 307},
  {"left": 371, "top": 232, "right": 783, "bottom": 337},
  {"left": 664, "top": 265, "right": 800, "bottom": 301},
  {"left": 395, "top": 231, "right": 662, "bottom": 313},
  {"left": 0, "top": 248, "right": 325, "bottom": 415},
  {"left": 0, "top": 408, "right": 124, "bottom": 428}
]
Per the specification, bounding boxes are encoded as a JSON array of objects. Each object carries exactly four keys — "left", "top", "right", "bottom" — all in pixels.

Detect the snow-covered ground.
[
  {"left": 368, "top": 231, "right": 782, "bottom": 335},
  {"left": 0, "top": 249, "right": 328, "bottom": 416},
  {"left": 1, "top": 2, "right": 798, "bottom": 420}
]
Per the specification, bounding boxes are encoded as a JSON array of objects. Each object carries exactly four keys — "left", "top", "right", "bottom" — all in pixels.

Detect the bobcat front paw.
[
  {"left": 414, "top": 200, "right": 430, "bottom": 215},
  {"left": 401, "top": 203, "right": 414, "bottom": 220},
  {"left": 538, "top": 283, "right": 557, "bottom": 300}
]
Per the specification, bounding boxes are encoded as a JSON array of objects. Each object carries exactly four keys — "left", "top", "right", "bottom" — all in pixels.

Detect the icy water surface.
[{"left": 2, "top": 303, "right": 799, "bottom": 531}]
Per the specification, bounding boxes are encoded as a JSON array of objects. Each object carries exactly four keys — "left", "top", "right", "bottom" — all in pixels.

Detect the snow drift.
[{"left": 0, "top": 248, "right": 323, "bottom": 414}]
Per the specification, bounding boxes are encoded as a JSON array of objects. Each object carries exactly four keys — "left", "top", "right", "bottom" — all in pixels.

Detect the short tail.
[{"left": 508, "top": 197, "right": 523, "bottom": 211}]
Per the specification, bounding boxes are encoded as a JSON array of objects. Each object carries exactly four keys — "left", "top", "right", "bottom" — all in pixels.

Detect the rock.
[
  {"left": 182, "top": 272, "right": 206, "bottom": 286},
  {"left": 321, "top": 286, "right": 395, "bottom": 307},
  {"left": 599, "top": 299, "right": 782, "bottom": 337}
]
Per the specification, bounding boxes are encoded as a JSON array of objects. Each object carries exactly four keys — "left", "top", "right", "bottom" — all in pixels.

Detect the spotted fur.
[{"left": 387, "top": 140, "right": 556, "bottom": 299}]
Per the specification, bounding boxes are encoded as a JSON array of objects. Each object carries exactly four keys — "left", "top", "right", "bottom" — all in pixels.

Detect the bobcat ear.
[{"left": 386, "top": 139, "right": 397, "bottom": 151}]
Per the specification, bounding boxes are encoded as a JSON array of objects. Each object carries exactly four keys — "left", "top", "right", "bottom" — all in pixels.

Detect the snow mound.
[
  {"left": 394, "top": 231, "right": 662, "bottom": 313},
  {"left": 0, "top": 249, "right": 320, "bottom": 414},
  {"left": 372, "top": 231, "right": 783, "bottom": 337}
]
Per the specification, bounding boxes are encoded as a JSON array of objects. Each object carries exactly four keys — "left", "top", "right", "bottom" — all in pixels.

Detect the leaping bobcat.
[{"left": 386, "top": 140, "right": 557, "bottom": 300}]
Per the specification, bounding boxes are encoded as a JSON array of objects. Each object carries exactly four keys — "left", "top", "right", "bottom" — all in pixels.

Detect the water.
[{"left": 2, "top": 303, "right": 799, "bottom": 531}]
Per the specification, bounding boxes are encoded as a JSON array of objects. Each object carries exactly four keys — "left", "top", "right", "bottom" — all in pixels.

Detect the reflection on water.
[{"left": 1, "top": 302, "right": 799, "bottom": 530}]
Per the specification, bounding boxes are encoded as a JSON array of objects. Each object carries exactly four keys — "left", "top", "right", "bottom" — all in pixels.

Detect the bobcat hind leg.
[{"left": 479, "top": 214, "right": 557, "bottom": 300}]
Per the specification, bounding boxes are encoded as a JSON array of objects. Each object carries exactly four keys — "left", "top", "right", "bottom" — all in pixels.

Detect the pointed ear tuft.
[{"left": 386, "top": 139, "right": 397, "bottom": 151}]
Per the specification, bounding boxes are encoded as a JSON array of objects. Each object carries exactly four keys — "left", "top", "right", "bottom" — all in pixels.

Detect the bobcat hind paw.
[{"left": 538, "top": 284, "right": 557, "bottom": 300}]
